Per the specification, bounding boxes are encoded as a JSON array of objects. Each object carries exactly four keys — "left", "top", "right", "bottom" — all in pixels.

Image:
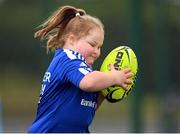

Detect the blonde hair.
[{"left": 34, "top": 5, "right": 104, "bottom": 52}]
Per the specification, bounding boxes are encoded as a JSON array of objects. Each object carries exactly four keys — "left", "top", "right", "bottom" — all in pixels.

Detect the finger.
[
  {"left": 121, "top": 84, "right": 128, "bottom": 91},
  {"left": 109, "top": 64, "right": 115, "bottom": 71},
  {"left": 126, "top": 72, "right": 134, "bottom": 78},
  {"left": 125, "top": 79, "right": 133, "bottom": 84},
  {"left": 123, "top": 68, "right": 132, "bottom": 74}
]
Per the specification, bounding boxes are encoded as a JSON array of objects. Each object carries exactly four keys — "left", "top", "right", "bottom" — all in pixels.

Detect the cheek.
[{"left": 82, "top": 46, "right": 94, "bottom": 58}]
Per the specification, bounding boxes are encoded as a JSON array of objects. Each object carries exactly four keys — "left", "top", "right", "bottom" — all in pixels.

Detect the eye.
[{"left": 88, "top": 42, "right": 95, "bottom": 47}]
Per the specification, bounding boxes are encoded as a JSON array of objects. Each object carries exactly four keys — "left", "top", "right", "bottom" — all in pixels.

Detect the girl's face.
[{"left": 75, "top": 28, "right": 104, "bottom": 66}]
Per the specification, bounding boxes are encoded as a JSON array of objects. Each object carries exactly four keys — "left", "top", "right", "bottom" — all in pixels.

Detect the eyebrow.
[
  {"left": 94, "top": 41, "right": 103, "bottom": 47},
  {"left": 88, "top": 40, "right": 102, "bottom": 47},
  {"left": 92, "top": 40, "right": 98, "bottom": 44}
]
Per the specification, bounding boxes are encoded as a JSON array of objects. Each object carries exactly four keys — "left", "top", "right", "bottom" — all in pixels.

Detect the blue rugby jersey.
[{"left": 28, "top": 49, "right": 98, "bottom": 133}]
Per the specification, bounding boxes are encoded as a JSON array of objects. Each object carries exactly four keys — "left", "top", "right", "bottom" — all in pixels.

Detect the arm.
[{"left": 79, "top": 64, "right": 133, "bottom": 92}]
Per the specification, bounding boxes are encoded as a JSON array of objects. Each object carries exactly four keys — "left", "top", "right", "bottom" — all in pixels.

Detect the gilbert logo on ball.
[{"left": 100, "top": 46, "right": 138, "bottom": 103}]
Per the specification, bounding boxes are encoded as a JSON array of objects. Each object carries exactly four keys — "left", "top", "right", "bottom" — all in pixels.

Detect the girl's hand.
[{"left": 109, "top": 64, "right": 133, "bottom": 90}]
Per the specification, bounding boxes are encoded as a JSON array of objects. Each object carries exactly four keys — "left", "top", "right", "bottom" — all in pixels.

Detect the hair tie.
[{"left": 75, "top": 12, "right": 80, "bottom": 17}]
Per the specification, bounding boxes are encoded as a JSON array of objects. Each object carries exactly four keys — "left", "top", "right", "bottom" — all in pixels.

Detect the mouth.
[
  {"left": 85, "top": 57, "right": 96, "bottom": 66},
  {"left": 91, "top": 55, "right": 98, "bottom": 60}
]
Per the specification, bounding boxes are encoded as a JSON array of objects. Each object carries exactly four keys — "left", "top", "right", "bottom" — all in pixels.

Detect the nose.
[{"left": 93, "top": 47, "right": 100, "bottom": 57}]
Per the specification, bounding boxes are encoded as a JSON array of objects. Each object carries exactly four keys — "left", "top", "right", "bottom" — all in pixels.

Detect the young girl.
[{"left": 28, "top": 5, "right": 133, "bottom": 133}]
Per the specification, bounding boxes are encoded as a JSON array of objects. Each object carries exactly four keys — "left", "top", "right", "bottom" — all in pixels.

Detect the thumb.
[{"left": 109, "top": 64, "right": 115, "bottom": 71}]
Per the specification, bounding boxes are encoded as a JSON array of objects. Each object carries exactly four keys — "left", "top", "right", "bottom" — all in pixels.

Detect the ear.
[{"left": 67, "top": 33, "right": 78, "bottom": 45}]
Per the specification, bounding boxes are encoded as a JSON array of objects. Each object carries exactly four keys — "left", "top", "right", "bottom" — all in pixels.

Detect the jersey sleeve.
[{"left": 65, "top": 59, "right": 92, "bottom": 87}]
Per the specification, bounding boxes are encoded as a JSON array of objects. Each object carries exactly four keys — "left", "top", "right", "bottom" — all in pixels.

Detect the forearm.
[{"left": 79, "top": 71, "right": 115, "bottom": 92}]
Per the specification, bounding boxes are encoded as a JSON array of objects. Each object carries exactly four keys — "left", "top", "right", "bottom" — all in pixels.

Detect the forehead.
[{"left": 85, "top": 28, "right": 104, "bottom": 45}]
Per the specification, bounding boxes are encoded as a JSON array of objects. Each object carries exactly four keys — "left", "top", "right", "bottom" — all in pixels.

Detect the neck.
[{"left": 63, "top": 43, "right": 75, "bottom": 51}]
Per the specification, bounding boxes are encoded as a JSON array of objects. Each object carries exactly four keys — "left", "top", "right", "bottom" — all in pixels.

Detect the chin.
[{"left": 86, "top": 61, "right": 94, "bottom": 66}]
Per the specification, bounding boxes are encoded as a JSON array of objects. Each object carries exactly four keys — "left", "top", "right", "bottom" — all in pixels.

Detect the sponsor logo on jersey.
[{"left": 80, "top": 99, "right": 97, "bottom": 108}]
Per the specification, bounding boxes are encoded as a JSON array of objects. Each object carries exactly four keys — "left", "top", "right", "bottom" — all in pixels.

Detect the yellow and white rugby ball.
[{"left": 100, "top": 46, "right": 138, "bottom": 103}]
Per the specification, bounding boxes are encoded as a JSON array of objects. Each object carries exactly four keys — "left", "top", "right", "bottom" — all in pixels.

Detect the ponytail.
[{"left": 34, "top": 5, "right": 86, "bottom": 52}]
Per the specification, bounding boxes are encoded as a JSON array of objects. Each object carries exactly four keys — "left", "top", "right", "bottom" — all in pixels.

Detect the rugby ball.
[{"left": 100, "top": 46, "right": 138, "bottom": 103}]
